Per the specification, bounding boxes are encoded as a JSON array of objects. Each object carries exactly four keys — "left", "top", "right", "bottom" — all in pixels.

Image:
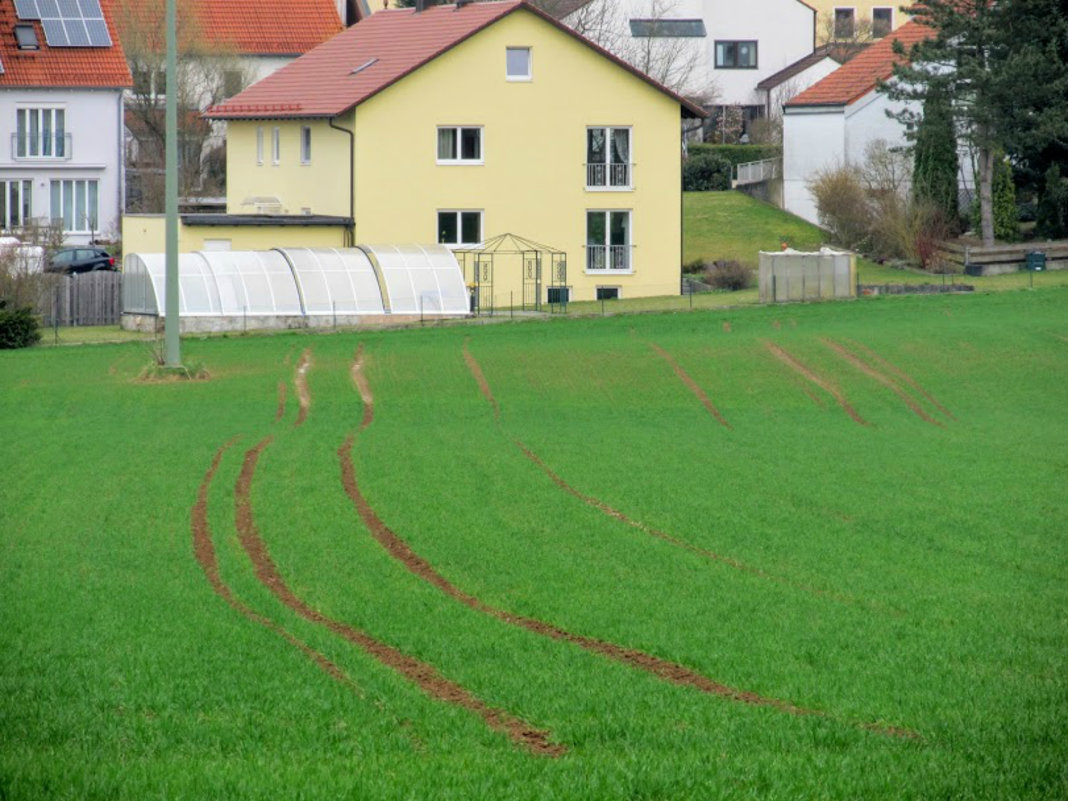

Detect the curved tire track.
[
  {"left": 192, "top": 440, "right": 362, "bottom": 691},
  {"left": 765, "top": 341, "right": 870, "bottom": 426},
  {"left": 841, "top": 339, "right": 955, "bottom": 421},
  {"left": 823, "top": 339, "right": 943, "bottom": 426},
  {"left": 347, "top": 347, "right": 916, "bottom": 738},
  {"left": 235, "top": 437, "right": 564, "bottom": 757},
  {"left": 293, "top": 348, "right": 313, "bottom": 428},
  {"left": 649, "top": 343, "right": 732, "bottom": 428}
]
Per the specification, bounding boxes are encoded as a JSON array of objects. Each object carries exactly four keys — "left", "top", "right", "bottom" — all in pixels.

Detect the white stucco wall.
[
  {"left": 0, "top": 88, "right": 125, "bottom": 245},
  {"left": 782, "top": 105, "right": 846, "bottom": 224},
  {"left": 565, "top": 0, "right": 815, "bottom": 105}
]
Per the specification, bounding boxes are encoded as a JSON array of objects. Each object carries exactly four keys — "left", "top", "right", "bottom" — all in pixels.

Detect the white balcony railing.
[
  {"left": 586, "top": 162, "right": 631, "bottom": 189},
  {"left": 12, "top": 133, "right": 73, "bottom": 160},
  {"left": 587, "top": 245, "right": 631, "bottom": 271},
  {"left": 733, "top": 158, "right": 778, "bottom": 186}
]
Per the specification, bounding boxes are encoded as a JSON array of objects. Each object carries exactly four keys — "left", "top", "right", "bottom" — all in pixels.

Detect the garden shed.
[{"left": 121, "top": 245, "right": 469, "bottom": 332}]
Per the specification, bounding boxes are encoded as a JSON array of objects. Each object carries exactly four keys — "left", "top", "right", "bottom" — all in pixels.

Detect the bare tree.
[{"left": 114, "top": 0, "right": 253, "bottom": 211}]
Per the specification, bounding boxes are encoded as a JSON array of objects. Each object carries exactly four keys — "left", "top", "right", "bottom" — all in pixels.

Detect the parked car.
[{"left": 47, "top": 247, "right": 116, "bottom": 275}]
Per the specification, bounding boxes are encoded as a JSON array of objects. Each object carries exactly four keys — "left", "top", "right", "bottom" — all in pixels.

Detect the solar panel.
[
  {"left": 13, "top": 0, "right": 41, "bottom": 20},
  {"left": 37, "top": 0, "right": 111, "bottom": 47}
]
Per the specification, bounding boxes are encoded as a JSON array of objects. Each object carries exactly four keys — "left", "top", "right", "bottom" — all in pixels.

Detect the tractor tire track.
[
  {"left": 822, "top": 339, "right": 943, "bottom": 426},
  {"left": 293, "top": 348, "right": 313, "bottom": 428},
  {"left": 462, "top": 344, "right": 858, "bottom": 604},
  {"left": 764, "top": 341, "right": 870, "bottom": 426},
  {"left": 352, "top": 349, "right": 914, "bottom": 737},
  {"left": 235, "top": 437, "right": 565, "bottom": 757},
  {"left": 463, "top": 339, "right": 499, "bottom": 421},
  {"left": 275, "top": 382, "right": 287, "bottom": 422},
  {"left": 192, "top": 440, "right": 361, "bottom": 691},
  {"left": 649, "top": 343, "right": 731, "bottom": 429},
  {"left": 841, "top": 339, "right": 955, "bottom": 421}
]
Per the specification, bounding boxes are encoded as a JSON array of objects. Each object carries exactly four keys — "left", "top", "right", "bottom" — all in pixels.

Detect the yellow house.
[
  {"left": 138, "top": 0, "right": 703, "bottom": 306},
  {"left": 806, "top": 2, "right": 910, "bottom": 43}
]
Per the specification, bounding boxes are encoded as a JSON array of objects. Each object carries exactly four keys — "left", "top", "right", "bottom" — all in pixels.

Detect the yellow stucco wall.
[
  {"left": 122, "top": 214, "right": 347, "bottom": 256},
  {"left": 349, "top": 9, "right": 684, "bottom": 302},
  {"left": 225, "top": 119, "right": 352, "bottom": 217},
  {"left": 808, "top": 2, "right": 909, "bottom": 43}
]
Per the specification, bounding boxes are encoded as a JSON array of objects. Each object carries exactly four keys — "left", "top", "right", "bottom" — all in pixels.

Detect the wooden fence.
[
  {"left": 938, "top": 240, "right": 1068, "bottom": 275},
  {"left": 35, "top": 272, "right": 123, "bottom": 327}
]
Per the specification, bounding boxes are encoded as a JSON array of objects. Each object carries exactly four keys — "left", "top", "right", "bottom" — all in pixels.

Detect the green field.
[{"left": 2, "top": 289, "right": 1066, "bottom": 799}]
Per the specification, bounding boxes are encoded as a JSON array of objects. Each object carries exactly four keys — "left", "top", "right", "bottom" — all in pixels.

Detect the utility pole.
[{"left": 163, "top": 0, "right": 181, "bottom": 367}]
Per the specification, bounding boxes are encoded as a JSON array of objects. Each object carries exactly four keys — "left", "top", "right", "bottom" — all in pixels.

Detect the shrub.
[
  {"left": 0, "top": 300, "right": 41, "bottom": 349},
  {"left": 808, "top": 166, "right": 874, "bottom": 250},
  {"left": 683, "top": 151, "right": 732, "bottom": 191},
  {"left": 1036, "top": 163, "right": 1068, "bottom": 238},
  {"left": 971, "top": 154, "right": 1018, "bottom": 241},
  {"left": 687, "top": 144, "right": 781, "bottom": 167},
  {"left": 703, "top": 260, "right": 754, "bottom": 291}
]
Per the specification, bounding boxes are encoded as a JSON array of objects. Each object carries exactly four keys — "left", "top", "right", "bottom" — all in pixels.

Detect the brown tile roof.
[
  {"left": 207, "top": 0, "right": 705, "bottom": 120},
  {"left": 112, "top": 0, "right": 343, "bottom": 57},
  {"left": 785, "top": 20, "right": 933, "bottom": 107},
  {"left": 0, "top": 0, "right": 132, "bottom": 88}
]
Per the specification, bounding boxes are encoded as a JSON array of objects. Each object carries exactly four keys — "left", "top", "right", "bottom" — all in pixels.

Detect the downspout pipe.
[{"left": 329, "top": 114, "right": 356, "bottom": 247}]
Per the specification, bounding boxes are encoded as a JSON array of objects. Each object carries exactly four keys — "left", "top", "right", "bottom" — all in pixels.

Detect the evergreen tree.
[{"left": 912, "top": 85, "right": 959, "bottom": 224}]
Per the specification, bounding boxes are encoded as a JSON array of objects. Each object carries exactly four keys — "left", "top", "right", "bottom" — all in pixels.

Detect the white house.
[
  {"left": 0, "top": 0, "right": 132, "bottom": 244},
  {"left": 561, "top": 0, "right": 818, "bottom": 134},
  {"left": 782, "top": 20, "right": 932, "bottom": 224}
]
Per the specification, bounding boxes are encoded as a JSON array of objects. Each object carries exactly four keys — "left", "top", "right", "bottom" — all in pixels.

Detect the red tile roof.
[
  {"left": 786, "top": 20, "right": 933, "bottom": 107},
  {"left": 0, "top": 0, "right": 132, "bottom": 88},
  {"left": 112, "top": 0, "right": 342, "bottom": 57},
  {"left": 207, "top": 0, "right": 705, "bottom": 120}
]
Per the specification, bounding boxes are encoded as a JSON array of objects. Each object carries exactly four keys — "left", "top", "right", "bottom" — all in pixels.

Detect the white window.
[
  {"left": 271, "top": 127, "right": 280, "bottom": 165},
  {"left": 256, "top": 126, "right": 264, "bottom": 165},
  {"left": 50, "top": 179, "right": 99, "bottom": 233},
  {"left": 872, "top": 7, "right": 893, "bottom": 38},
  {"left": 834, "top": 8, "right": 856, "bottom": 39},
  {"left": 437, "top": 126, "right": 483, "bottom": 164},
  {"left": 301, "top": 126, "right": 312, "bottom": 164},
  {"left": 0, "top": 180, "right": 33, "bottom": 229},
  {"left": 506, "top": 47, "right": 531, "bottom": 80},
  {"left": 437, "top": 210, "right": 482, "bottom": 247},
  {"left": 586, "top": 210, "right": 631, "bottom": 272},
  {"left": 15, "top": 108, "right": 66, "bottom": 158},
  {"left": 714, "top": 41, "right": 757, "bottom": 69},
  {"left": 587, "top": 127, "right": 631, "bottom": 189}
]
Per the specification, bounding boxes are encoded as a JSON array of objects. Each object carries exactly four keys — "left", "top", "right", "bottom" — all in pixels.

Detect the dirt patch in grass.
[
  {"left": 649, "top": 343, "right": 731, "bottom": 429},
  {"left": 293, "top": 348, "right": 312, "bottom": 427},
  {"left": 192, "top": 440, "right": 360, "bottom": 690},
  {"left": 822, "top": 339, "right": 943, "bottom": 426},
  {"left": 764, "top": 342, "right": 869, "bottom": 426},
  {"left": 349, "top": 344, "right": 373, "bottom": 432},
  {"left": 235, "top": 437, "right": 565, "bottom": 757}
]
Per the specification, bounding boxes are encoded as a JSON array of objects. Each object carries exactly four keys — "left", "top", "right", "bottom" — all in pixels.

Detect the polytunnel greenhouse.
[{"left": 121, "top": 246, "right": 470, "bottom": 332}]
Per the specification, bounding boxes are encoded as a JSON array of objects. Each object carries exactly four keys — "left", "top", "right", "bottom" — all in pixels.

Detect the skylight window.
[{"left": 14, "top": 24, "right": 39, "bottom": 50}]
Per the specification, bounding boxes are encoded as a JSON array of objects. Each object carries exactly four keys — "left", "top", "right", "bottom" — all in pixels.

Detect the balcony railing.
[
  {"left": 12, "top": 133, "right": 73, "bottom": 160},
  {"left": 587, "top": 245, "right": 632, "bottom": 271},
  {"left": 733, "top": 158, "right": 778, "bottom": 187},
  {"left": 586, "top": 162, "right": 632, "bottom": 190}
]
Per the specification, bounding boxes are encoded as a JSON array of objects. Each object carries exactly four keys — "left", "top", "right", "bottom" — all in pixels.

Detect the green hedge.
[
  {"left": 688, "top": 144, "right": 780, "bottom": 167},
  {"left": 0, "top": 301, "right": 41, "bottom": 349}
]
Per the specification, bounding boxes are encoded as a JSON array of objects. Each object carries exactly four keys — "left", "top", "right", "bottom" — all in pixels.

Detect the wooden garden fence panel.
[{"left": 38, "top": 272, "right": 123, "bottom": 327}]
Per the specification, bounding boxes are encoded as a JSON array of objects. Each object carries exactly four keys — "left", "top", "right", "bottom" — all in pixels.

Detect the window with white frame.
[
  {"left": 437, "top": 126, "right": 483, "bottom": 164},
  {"left": 506, "top": 47, "right": 531, "bottom": 80},
  {"left": 438, "top": 210, "right": 482, "bottom": 247},
  {"left": 834, "top": 8, "right": 856, "bottom": 39},
  {"left": 50, "top": 179, "right": 98, "bottom": 233},
  {"left": 15, "top": 108, "right": 66, "bottom": 158},
  {"left": 586, "top": 210, "right": 631, "bottom": 271},
  {"left": 714, "top": 41, "right": 757, "bottom": 69},
  {"left": 256, "top": 126, "right": 264, "bottom": 165},
  {"left": 0, "top": 180, "right": 33, "bottom": 230},
  {"left": 587, "top": 127, "right": 631, "bottom": 189},
  {"left": 301, "top": 126, "right": 312, "bottom": 164},
  {"left": 872, "top": 7, "right": 892, "bottom": 38},
  {"left": 271, "top": 127, "right": 280, "bottom": 164}
]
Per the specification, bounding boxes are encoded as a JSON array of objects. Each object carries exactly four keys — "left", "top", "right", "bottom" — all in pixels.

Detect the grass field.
[{"left": 2, "top": 288, "right": 1066, "bottom": 799}]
